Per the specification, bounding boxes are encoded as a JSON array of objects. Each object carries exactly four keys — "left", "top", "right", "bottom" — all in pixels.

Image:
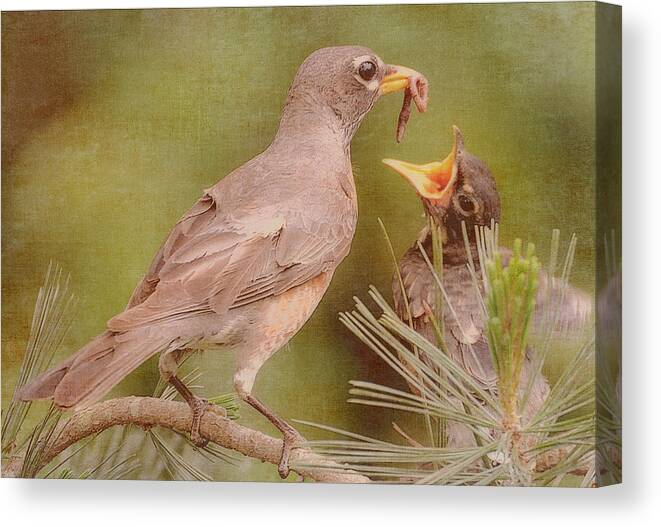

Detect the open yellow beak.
[
  {"left": 379, "top": 65, "right": 423, "bottom": 95},
  {"left": 383, "top": 126, "right": 461, "bottom": 202}
]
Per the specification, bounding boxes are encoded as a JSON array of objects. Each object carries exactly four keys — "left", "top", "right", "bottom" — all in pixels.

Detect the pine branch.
[{"left": 1, "top": 397, "right": 370, "bottom": 484}]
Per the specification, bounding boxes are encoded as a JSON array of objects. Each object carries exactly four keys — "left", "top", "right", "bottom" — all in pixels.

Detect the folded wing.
[{"left": 109, "top": 188, "right": 354, "bottom": 333}]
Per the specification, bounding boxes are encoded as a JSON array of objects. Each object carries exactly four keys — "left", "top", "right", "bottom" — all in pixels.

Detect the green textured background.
[{"left": 2, "top": 3, "right": 597, "bottom": 481}]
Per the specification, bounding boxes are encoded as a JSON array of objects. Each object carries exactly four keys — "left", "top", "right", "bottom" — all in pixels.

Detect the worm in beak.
[{"left": 380, "top": 65, "right": 429, "bottom": 142}]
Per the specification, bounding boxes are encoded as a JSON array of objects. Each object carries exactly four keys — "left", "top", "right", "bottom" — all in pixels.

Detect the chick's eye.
[
  {"left": 457, "top": 195, "right": 476, "bottom": 214},
  {"left": 358, "top": 61, "right": 377, "bottom": 81}
]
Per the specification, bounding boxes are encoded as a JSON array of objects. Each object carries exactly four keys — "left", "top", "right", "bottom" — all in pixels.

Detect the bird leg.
[
  {"left": 169, "top": 375, "right": 211, "bottom": 448},
  {"left": 243, "top": 393, "right": 304, "bottom": 479}
]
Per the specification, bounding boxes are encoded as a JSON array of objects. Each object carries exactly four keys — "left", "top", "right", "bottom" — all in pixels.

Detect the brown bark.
[{"left": 1, "top": 396, "right": 370, "bottom": 484}]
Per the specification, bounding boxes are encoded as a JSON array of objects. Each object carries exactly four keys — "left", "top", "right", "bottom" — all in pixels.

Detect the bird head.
[
  {"left": 383, "top": 126, "right": 501, "bottom": 241},
  {"left": 282, "top": 46, "right": 427, "bottom": 142}
]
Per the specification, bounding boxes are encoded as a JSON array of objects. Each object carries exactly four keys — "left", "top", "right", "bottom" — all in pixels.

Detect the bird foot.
[
  {"left": 189, "top": 396, "right": 212, "bottom": 448},
  {"left": 241, "top": 392, "right": 304, "bottom": 479},
  {"left": 278, "top": 429, "right": 305, "bottom": 479}
]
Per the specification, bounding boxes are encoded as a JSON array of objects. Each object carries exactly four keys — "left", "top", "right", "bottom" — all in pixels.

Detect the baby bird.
[{"left": 384, "top": 126, "right": 591, "bottom": 449}]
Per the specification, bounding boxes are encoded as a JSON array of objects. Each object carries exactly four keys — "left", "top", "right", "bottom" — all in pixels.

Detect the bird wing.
[
  {"left": 233, "top": 188, "right": 356, "bottom": 307},
  {"left": 394, "top": 239, "right": 593, "bottom": 386},
  {"left": 125, "top": 194, "right": 216, "bottom": 309},
  {"left": 442, "top": 250, "right": 593, "bottom": 386},
  {"left": 108, "top": 187, "right": 354, "bottom": 333},
  {"left": 392, "top": 241, "right": 438, "bottom": 381},
  {"left": 393, "top": 240, "right": 495, "bottom": 382},
  {"left": 442, "top": 262, "right": 497, "bottom": 385},
  {"left": 393, "top": 243, "right": 436, "bottom": 323}
]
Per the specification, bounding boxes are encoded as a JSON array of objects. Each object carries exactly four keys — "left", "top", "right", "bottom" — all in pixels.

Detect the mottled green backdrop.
[{"left": 2, "top": 3, "right": 597, "bottom": 481}]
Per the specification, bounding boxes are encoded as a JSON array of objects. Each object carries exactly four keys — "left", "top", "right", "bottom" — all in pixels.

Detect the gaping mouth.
[
  {"left": 379, "top": 64, "right": 429, "bottom": 142},
  {"left": 383, "top": 126, "right": 462, "bottom": 203}
]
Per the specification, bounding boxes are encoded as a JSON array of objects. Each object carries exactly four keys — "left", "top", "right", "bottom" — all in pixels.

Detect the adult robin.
[
  {"left": 17, "top": 46, "right": 428, "bottom": 478},
  {"left": 383, "top": 126, "right": 591, "bottom": 449}
]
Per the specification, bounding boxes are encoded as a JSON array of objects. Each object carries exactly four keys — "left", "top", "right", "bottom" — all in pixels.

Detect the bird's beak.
[
  {"left": 379, "top": 65, "right": 429, "bottom": 112},
  {"left": 379, "top": 65, "right": 419, "bottom": 95},
  {"left": 383, "top": 126, "right": 462, "bottom": 203}
]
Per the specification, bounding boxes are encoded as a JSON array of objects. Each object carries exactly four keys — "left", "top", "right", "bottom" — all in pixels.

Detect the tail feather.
[
  {"left": 16, "top": 330, "right": 172, "bottom": 411},
  {"left": 15, "top": 355, "right": 76, "bottom": 402}
]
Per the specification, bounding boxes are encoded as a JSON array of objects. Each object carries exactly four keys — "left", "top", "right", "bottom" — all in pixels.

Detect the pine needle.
[
  {"left": 148, "top": 430, "right": 213, "bottom": 482},
  {"left": 2, "top": 262, "right": 76, "bottom": 456},
  {"left": 304, "top": 228, "right": 599, "bottom": 485}
]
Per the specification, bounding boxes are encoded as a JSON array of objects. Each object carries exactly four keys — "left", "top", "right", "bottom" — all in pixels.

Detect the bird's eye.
[
  {"left": 358, "top": 61, "right": 377, "bottom": 81},
  {"left": 457, "top": 195, "right": 477, "bottom": 215}
]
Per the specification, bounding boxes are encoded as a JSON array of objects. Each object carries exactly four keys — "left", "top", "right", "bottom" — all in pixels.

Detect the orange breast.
[{"left": 258, "top": 273, "right": 332, "bottom": 346}]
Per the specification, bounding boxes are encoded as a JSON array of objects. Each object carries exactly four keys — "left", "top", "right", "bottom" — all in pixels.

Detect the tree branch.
[{"left": 1, "top": 396, "right": 370, "bottom": 483}]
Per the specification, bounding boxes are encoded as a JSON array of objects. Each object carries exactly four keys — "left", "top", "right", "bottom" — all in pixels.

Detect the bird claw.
[
  {"left": 277, "top": 430, "right": 304, "bottom": 479},
  {"left": 189, "top": 397, "right": 212, "bottom": 448}
]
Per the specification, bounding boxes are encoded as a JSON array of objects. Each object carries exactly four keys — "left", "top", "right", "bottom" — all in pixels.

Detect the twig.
[{"left": 1, "top": 396, "right": 370, "bottom": 484}]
